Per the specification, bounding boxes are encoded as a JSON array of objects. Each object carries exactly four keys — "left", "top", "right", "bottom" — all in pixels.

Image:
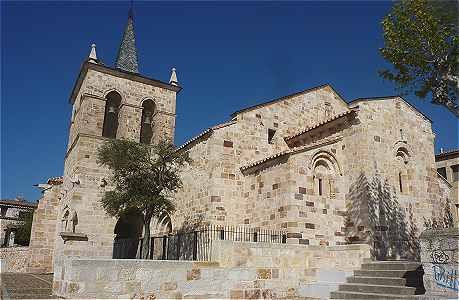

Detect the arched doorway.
[{"left": 112, "top": 211, "right": 143, "bottom": 259}]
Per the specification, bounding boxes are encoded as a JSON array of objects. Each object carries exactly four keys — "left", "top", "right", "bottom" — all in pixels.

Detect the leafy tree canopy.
[
  {"left": 97, "top": 139, "right": 191, "bottom": 258},
  {"left": 379, "top": 0, "right": 458, "bottom": 116}
]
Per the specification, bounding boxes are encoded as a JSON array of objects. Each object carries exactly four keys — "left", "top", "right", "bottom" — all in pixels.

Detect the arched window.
[
  {"left": 314, "top": 160, "right": 331, "bottom": 196},
  {"left": 395, "top": 146, "right": 410, "bottom": 195},
  {"left": 140, "top": 100, "right": 155, "bottom": 144},
  {"left": 398, "top": 171, "right": 403, "bottom": 193},
  {"left": 310, "top": 151, "right": 341, "bottom": 198},
  {"left": 102, "top": 91, "right": 122, "bottom": 138}
]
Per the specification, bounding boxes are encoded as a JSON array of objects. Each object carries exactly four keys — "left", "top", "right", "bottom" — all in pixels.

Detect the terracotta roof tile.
[
  {"left": 176, "top": 120, "right": 237, "bottom": 151},
  {"left": 284, "top": 109, "right": 356, "bottom": 142},
  {"left": 0, "top": 199, "right": 37, "bottom": 209}
]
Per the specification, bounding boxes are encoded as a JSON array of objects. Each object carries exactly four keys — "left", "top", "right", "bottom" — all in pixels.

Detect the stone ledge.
[
  {"left": 59, "top": 232, "right": 88, "bottom": 242},
  {"left": 420, "top": 228, "right": 459, "bottom": 238},
  {"left": 327, "top": 244, "right": 370, "bottom": 251}
]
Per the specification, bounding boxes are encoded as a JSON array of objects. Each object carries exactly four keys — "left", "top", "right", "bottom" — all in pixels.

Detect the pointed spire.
[
  {"left": 169, "top": 67, "right": 178, "bottom": 86},
  {"left": 88, "top": 43, "right": 98, "bottom": 63},
  {"left": 115, "top": 8, "right": 139, "bottom": 73}
]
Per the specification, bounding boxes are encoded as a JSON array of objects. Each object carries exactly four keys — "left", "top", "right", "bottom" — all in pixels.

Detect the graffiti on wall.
[
  {"left": 432, "top": 264, "right": 459, "bottom": 291},
  {"left": 421, "top": 232, "right": 459, "bottom": 292}
]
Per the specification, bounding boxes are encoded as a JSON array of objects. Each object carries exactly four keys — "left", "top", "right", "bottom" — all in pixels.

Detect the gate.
[
  {"left": 112, "top": 238, "right": 139, "bottom": 259},
  {"left": 138, "top": 226, "right": 287, "bottom": 261}
]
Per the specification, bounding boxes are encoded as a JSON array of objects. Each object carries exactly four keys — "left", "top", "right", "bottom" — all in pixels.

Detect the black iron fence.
[
  {"left": 373, "top": 238, "right": 419, "bottom": 261},
  {"left": 113, "top": 238, "right": 139, "bottom": 259},
  {"left": 113, "top": 225, "right": 287, "bottom": 261}
]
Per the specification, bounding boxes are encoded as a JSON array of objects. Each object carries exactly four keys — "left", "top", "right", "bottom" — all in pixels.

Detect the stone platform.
[
  {"left": 1, "top": 273, "right": 56, "bottom": 299},
  {"left": 53, "top": 241, "right": 371, "bottom": 299}
]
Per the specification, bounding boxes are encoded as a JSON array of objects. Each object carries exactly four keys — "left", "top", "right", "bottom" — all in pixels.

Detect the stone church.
[{"left": 27, "top": 8, "right": 451, "bottom": 280}]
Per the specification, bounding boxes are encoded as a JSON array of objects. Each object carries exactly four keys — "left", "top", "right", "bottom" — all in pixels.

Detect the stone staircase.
[{"left": 330, "top": 261, "right": 425, "bottom": 299}]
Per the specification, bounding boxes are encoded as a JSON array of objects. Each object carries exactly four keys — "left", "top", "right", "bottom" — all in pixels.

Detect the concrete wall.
[
  {"left": 0, "top": 247, "right": 30, "bottom": 273},
  {"left": 420, "top": 228, "right": 459, "bottom": 298},
  {"left": 53, "top": 240, "right": 370, "bottom": 299}
]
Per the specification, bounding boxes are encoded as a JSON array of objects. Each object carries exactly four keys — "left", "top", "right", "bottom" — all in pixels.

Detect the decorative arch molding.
[
  {"left": 103, "top": 88, "right": 125, "bottom": 102},
  {"left": 151, "top": 212, "right": 173, "bottom": 235},
  {"left": 309, "top": 150, "right": 342, "bottom": 176},
  {"left": 140, "top": 97, "right": 158, "bottom": 107},
  {"left": 393, "top": 140, "right": 412, "bottom": 165}
]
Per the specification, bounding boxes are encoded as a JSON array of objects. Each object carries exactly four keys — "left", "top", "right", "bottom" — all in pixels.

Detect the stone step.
[
  {"left": 361, "top": 262, "right": 420, "bottom": 271},
  {"left": 330, "top": 291, "right": 416, "bottom": 299},
  {"left": 338, "top": 283, "right": 416, "bottom": 295},
  {"left": 347, "top": 276, "right": 406, "bottom": 286},
  {"left": 9, "top": 294, "right": 55, "bottom": 299},
  {"left": 354, "top": 269, "right": 409, "bottom": 278}
]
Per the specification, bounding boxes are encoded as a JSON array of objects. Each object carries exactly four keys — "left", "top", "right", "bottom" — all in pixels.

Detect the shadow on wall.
[{"left": 345, "top": 173, "right": 420, "bottom": 261}]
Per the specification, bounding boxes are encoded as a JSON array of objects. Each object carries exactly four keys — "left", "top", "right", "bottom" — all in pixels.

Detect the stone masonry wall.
[
  {"left": 0, "top": 247, "right": 30, "bottom": 273},
  {"left": 53, "top": 240, "right": 370, "bottom": 299},
  {"left": 343, "top": 98, "right": 450, "bottom": 257},
  {"left": 28, "top": 184, "right": 61, "bottom": 273},
  {"left": 68, "top": 68, "right": 177, "bottom": 149},
  {"left": 241, "top": 137, "right": 348, "bottom": 246},
  {"left": 54, "top": 65, "right": 179, "bottom": 284},
  {"left": 174, "top": 93, "right": 448, "bottom": 251},
  {"left": 174, "top": 86, "right": 350, "bottom": 229}
]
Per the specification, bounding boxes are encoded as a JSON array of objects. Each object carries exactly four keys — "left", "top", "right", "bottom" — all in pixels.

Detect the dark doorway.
[{"left": 112, "top": 211, "right": 143, "bottom": 259}]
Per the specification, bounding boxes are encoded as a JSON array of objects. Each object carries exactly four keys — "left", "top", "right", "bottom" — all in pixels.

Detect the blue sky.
[{"left": 2, "top": 1, "right": 458, "bottom": 202}]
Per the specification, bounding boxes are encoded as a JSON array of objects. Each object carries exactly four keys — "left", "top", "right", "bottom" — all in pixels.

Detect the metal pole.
[
  {"left": 177, "top": 233, "right": 181, "bottom": 260},
  {"left": 150, "top": 237, "right": 154, "bottom": 259},
  {"left": 193, "top": 231, "right": 198, "bottom": 261},
  {"left": 162, "top": 235, "right": 167, "bottom": 260}
]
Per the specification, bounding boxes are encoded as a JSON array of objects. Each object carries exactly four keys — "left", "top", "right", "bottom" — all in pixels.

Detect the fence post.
[
  {"left": 150, "top": 237, "right": 154, "bottom": 259},
  {"left": 193, "top": 231, "right": 198, "bottom": 261},
  {"left": 162, "top": 235, "right": 167, "bottom": 260},
  {"left": 139, "top": 238, "right": 143, "bottom": 258},
  {"left": 177, "top": 233, "right": 181, "bottom": 260}
]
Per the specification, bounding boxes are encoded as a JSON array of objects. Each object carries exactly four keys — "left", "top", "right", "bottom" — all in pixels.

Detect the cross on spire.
[{"left": 115, "top": 5, "right": 139, "bottom": 73}]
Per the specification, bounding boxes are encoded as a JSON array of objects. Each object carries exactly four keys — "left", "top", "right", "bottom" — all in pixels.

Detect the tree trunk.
[{"left": 141, "top": 214, "right": 152, "bottom": 259}]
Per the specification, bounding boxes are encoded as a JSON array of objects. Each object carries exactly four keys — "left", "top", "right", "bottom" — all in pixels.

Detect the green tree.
[
  {"left": 15, "top": 211, "right": 34, "bottom": 246},
  {"left": 97, "top": 139, "right": 191, "bottom": 258},
  {"left": 379, "top": 0, "right": 458, "bottom": 116}
]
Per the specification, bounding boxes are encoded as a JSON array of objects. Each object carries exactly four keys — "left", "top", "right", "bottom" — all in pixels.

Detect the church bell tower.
[{"left": 53, "top": 8, "right": 181, "bottom": 286}]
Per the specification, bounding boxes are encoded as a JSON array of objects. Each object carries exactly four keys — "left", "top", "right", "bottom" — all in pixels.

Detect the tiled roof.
[
  {"left": 435, "top": 149, "right": 459, "bottom": 160},
  {"left": 240, "top": 150, "right": 291, "bottom": 172},
  {"left": 176, "top": 128, "right": 213, "bottom": 151},
  {"left": 240, "top": 137, "right": 343, "bottom": 173},
  {"left": 0, "top": 199, "right": 37, "bottom": 209},
  {"left": 47, "top": 176, "right": 63, "bottom": 185},
  {"left": 176, "top": 120, "right": 237, "bottom": 151},
  {"left": 284, "top": 109, "right": 357, "bottom": 142}
]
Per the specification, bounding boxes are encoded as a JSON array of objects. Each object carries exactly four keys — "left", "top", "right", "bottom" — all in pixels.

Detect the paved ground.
[{"left": 1, "top": 273, "right": 57, "bottom": 299}]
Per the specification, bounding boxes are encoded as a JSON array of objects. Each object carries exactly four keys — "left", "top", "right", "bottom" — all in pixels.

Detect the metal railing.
[
  {"left": 113, "top": 225, "right": 287, "bottom": 261},
  {"left": 373, "top": 238, "right": 420, "bottom": 261}
]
